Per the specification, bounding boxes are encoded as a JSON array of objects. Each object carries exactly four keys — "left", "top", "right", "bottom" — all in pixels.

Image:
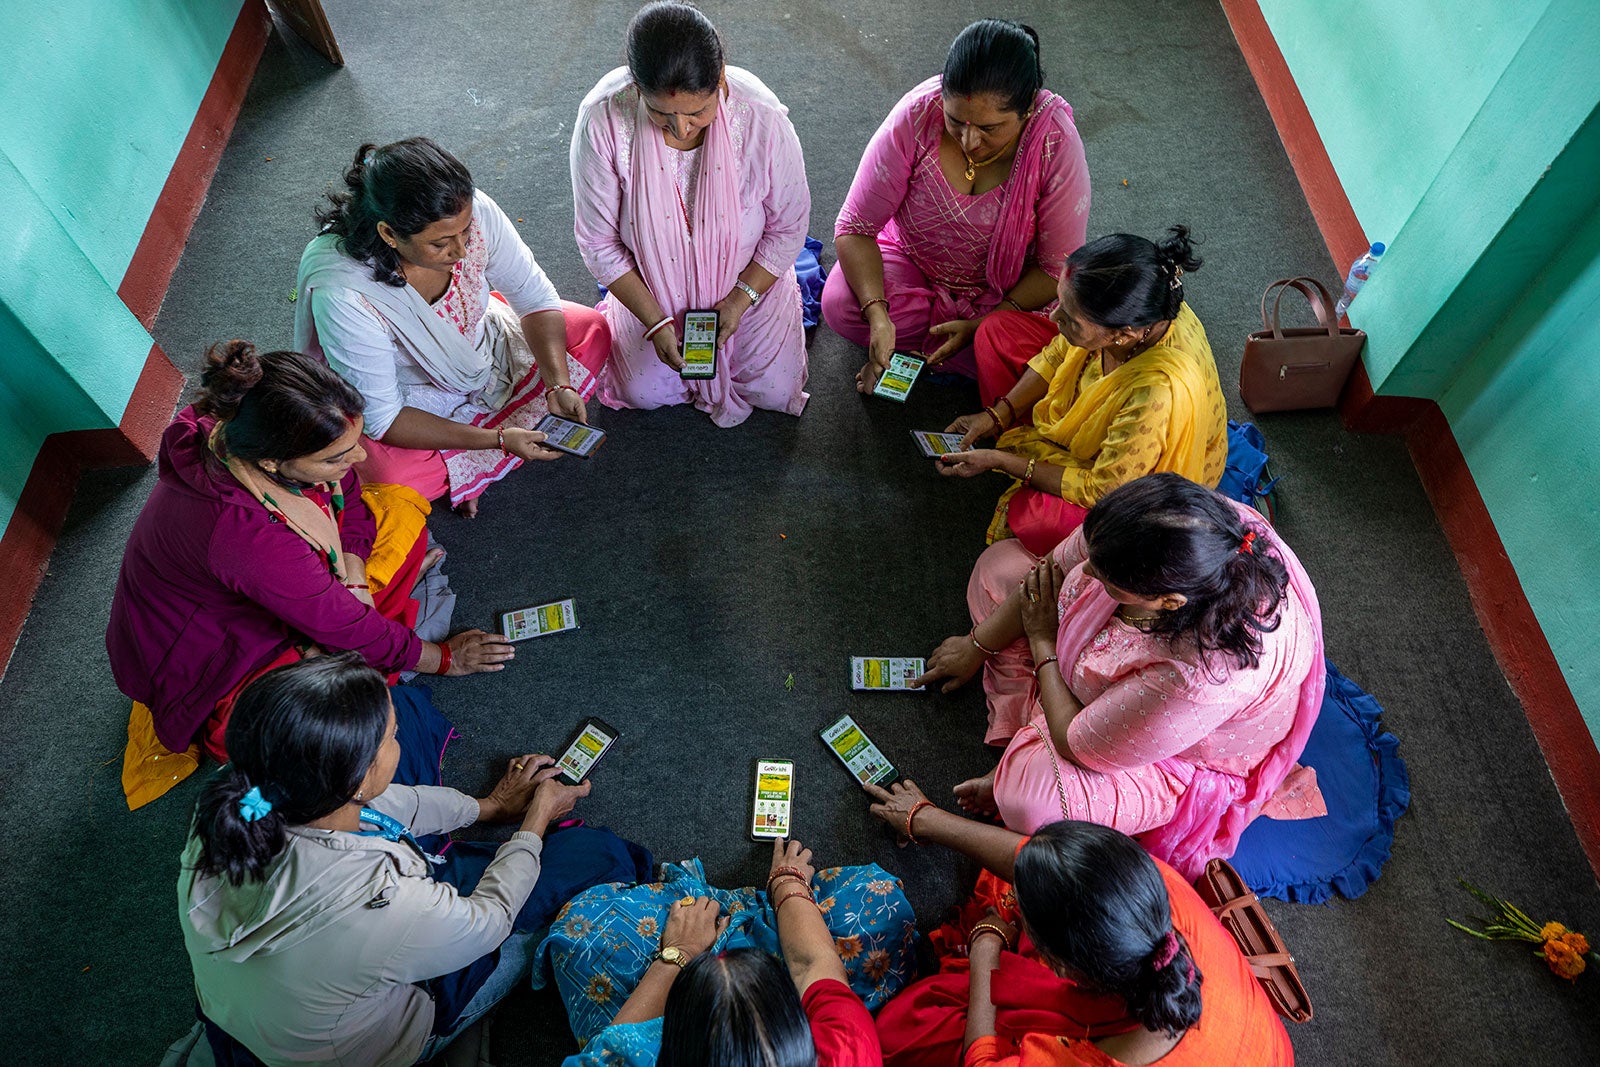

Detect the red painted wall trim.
[
  {"left": 0, "top": 2, "right": 268, "bottom": 679},
  {"left": 117, "top": 0, "right": 271, "bottom": 329},
  {"left": 1221, "top": 0, "right": 1600, "bottom": 876}
]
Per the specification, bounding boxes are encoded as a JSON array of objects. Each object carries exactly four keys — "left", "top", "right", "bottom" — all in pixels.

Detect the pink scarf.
[
  {"left": 1052, "top": 504, "right": 1327, "bottom": 879},
  {"left": 628, "top": 84, "right": 742, "bottom": 414}
]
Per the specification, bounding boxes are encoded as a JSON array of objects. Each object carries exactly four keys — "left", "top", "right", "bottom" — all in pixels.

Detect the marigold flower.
[
  {"left": 1543, "top": 938, "right": 1587, "bottom": 981},
  {"left": 1560, "top": 931, "right": 1590, "bottom": 956},
  {"left": 1539, "top": 921, "right": 1569, "bottom": 942}
]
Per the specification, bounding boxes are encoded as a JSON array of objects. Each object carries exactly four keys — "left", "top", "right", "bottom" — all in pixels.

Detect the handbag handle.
[{"left": 1259, "top": 277, "right": 1339, "bottom": 339}]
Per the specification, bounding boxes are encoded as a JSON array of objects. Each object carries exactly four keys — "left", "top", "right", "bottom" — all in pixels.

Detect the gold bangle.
[
  {"left": 1022, "top": 457, "right": 1037, "bottom": 487},
  {"left": 1001, "top": 297, "right": 1023, "bottom": 313},
  {"left": 968, "top": 921, "right": 1015, "bottom": 951}
]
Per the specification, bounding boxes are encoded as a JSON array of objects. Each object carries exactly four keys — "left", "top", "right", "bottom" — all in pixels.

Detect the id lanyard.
[{"left": 357, "top": 807, "right": 445, "bottom": 866}]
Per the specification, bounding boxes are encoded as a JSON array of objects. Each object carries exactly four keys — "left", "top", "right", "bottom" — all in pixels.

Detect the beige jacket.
[{"left": 179, "top": 784, "right": 543, "bottom": 1067}]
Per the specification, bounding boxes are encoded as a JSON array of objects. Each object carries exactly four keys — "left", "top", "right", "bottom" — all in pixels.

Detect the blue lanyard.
[{"left": 357, "top": 807, "right": 445, "bottom": 865}]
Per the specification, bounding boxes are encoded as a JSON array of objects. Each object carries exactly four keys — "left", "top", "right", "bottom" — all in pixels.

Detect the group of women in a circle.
[{"left": 116, "top": 3, "right": 1317, "bottom": 1065}]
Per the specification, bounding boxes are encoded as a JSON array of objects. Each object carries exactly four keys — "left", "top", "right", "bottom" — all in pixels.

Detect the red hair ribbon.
[{"left": 1238, "top": 530, "right": 1257, "bottom": 555}]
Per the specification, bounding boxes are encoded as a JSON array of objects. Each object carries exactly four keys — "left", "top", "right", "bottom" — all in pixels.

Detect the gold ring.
[
  {"left": 1029, "top": 593, "right": 1038, "bottom": 603},
  {"left": 513, "top": 762, "right": 525, "bottom": 772},
  {"left": 676, "top": 897, "right": 695, "bottom": 908}
]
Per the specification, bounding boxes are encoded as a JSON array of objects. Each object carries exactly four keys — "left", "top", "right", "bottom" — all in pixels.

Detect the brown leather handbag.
[
  {"left": 1239, "top": 277, "right": 1366, "bottom": 413},
  {"left": 1194, "top": 857, "right": 1314, "bottom": 1023}
]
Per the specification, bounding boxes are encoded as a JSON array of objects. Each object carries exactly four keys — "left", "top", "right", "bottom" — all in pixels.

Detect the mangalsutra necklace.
[{"left": 962, "top": 134, "right": 1020, "bottom": 182}]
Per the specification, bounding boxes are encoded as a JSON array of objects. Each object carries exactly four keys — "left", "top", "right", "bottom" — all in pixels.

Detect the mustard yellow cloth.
[
  {"left": 986, "top": 303, "right": 1228, "bottom": 543},
  {"left": 359, "top": 482, "right": 432, "bottom": 591}
]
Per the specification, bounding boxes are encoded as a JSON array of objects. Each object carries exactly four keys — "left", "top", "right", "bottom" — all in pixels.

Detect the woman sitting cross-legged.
[
  {"left": 863, "top": 803, "right": 1296, "bottom": 1066},
  {"left": 179, "top": 654, "right": 650, "bottom": 1066},
  {"left": 538, "top": 839, "right": 915, "bottom": 1065},
  {"left": 937, "top": 227, "right": 1226, "bottom": 554},
  {"left": 297, "top": 136, "right": 611, "bottom": 513},
  {"left": 571, "top": 0, "right": 811, "bottom": 427},
  {"left": 825, "top": 18, "right": 1090, "bottom": 388},
  {"left": 915, "top": 473, "right": 1327, "bottom": 879},
  {"left": 108, "top": 344, "right": 510, "bottom": 805}
]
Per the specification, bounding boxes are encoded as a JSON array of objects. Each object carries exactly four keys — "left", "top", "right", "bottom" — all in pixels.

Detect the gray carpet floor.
[{"left": 4, "top": 1, "right": 1598, "bottom": 1063}]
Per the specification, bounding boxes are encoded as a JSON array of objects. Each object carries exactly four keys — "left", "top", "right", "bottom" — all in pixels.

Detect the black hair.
[
  {"left": 942, "top": 18, "right": 1044, "bottom": 117},
  {"left": 627, "top": 1, "right": 725, "bottom": 97},
  {"left": 192, "top": 340, "right": 365, "bottom": 464},
  {"left": 657, "top": 948, "right": 817, "bottom": 1067},
  {"left": 1082, "top": 473, "right": 1290, "bottom": 672},
  {"left": 190, "top": 653, "right": 391, "bottom": 886},
  {"left": 1015, "top": 821, "right": 1203, "bottom": 1038},
  {"left": 313, "top": 137, "right": 475, "bottom": 286},
  {"left": 1064, "top": 226, "right": 1204, "bottom": 328}
]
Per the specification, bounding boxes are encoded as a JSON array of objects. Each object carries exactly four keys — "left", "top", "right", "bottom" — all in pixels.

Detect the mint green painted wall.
[
  {"left": 0, "top": 1, "right": 244, "bottom": 286},
  {"left": 1261, "top": 0, "right": 1600, "bottom": 736},
  {"left": 0, "top": 1, "right": 244, "bottom": 538},
  {"left": 1257, "top": 0, "right": 1549, "bottom": 245},
  {"left": 1441, "top": 202, "right": 1600, "bottom": 738}
]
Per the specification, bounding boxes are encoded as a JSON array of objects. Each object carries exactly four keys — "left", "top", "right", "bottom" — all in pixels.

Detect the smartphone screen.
[
  {"left": 820, "top": 715, "right": 898, "bottom": 787},
  {"left": 872, "top": 352, "right": 924, "bottom": 402},
  {"left": 535, "top": 413, "right": 607, "bottom": 458},
  {"left": 681, "top": 310, "right": 718, "bottom": 380},
  {"left": 499, "top": 599, "right": 579, "bottom": 642},
  {"left": 750, "top": 758, "right": 795, "bottom": 839},
  {"left": 556, "top": 718, "right": 619, "bottom": 785}
]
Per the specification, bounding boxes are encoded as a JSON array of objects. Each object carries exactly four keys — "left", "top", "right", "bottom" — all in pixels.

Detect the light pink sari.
[{"left": 988, "top": 502, "right": 1327, "bottom": 879}]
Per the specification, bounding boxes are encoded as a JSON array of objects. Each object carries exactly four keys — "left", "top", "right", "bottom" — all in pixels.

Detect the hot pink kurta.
[
  {"left": 571, "top": 66, "right": 811, "bottom": 428},
  {"left": 824, "top": 76, "right": 1090, "bottom": 373},
  {"left": 971, "top": 503, "right": 1326, "bottom": 877}
]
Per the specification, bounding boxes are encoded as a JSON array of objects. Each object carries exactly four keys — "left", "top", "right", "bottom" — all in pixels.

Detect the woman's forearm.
[
  {"left": 1000, "top": 368, "right": 1051, "bottom": 420},
  {"left": 379, "top": 407, "right": 500, "bottom": 452},
  {"left": 834, "top": 234, "right": 890, "bottom": 323},
  {"left": 963, "top": 944, "right": 1002, "bottom": 1049},
  {"left": 911, "top": 806, "right": 1025, "bottom": 882},
  {"left": 1033, "top": 642, "right": 1086, "bottom": 758},
  {"left": 609, "top": 961, "right": 681, "bottom": 1026},
  {"left": 737, "top": 261, "right": 779, "bottom": 299},
  {"left": 973, "top": 590, "right": 1027, "bottom": 655},
  {"left": 775, "top": 894, "right": 848, "bottom": 994},
  {"left": 999, "top": 267, "right": 1060, "bottom": 313},
  {"left": 520, "top": 310, "right": 572, "bottom": 390},
  {"left": 605, "top": 270, "right": 669, "bottom": 330}
]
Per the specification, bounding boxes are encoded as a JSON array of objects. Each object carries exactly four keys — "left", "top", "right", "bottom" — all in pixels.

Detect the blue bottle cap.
[{"left": 1370, "top": 242, "right": 1386, "bottom": 255}]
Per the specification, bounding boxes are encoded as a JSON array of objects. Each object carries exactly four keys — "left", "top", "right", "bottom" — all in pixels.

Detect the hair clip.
[
  {"left": 1238, "top": 530, "right": 1257, "bottom": 555},
  {"left": 1169, "top": 265, "right": 1184, "bottom": 290},
  {"left": 362, "top": 152, "right": 376, "bottom": 166},
  {"left": 239, "top": 785, "right": 274, "bottom": 822}
]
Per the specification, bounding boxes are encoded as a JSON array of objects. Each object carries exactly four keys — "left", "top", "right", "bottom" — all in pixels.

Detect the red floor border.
[
  {"left": 0, "top": 1, "right": 270, "bottom": 679},
  {"left": 1220, "top": 0, "right": 1600, "bottom": 875}
]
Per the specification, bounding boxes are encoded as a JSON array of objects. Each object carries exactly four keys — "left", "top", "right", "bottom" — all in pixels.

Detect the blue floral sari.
[{"left": 533, "top": 858, "right": 917, "bottom": 1066}]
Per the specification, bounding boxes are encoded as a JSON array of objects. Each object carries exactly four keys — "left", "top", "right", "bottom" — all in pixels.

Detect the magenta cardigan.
[{"left": 107, "top": 407, "right": 423, "bottom": 752}]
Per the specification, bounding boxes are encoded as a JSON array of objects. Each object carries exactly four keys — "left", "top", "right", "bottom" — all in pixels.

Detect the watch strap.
[{"left": 735, "top": 280, "right": 760, "bottom": 307}]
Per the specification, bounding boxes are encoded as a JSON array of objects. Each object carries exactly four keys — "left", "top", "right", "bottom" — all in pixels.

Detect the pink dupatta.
[
  {"left": 1051, "top": 503, "right": 1327, "bottom": 879},
  {"left": 627, "top": 87, "right": 742, "bottom": 416}
]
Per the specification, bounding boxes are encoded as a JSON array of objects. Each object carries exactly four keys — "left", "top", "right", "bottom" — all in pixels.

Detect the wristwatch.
[
  {"left": 734, "top": 280, "right": 761, "bottom": 308},
  {"left": 656, "top": 945, "right": 692, "bottom": 969}
]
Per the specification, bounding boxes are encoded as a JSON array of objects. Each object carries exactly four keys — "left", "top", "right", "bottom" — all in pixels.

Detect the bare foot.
[
  {"left": 421, "top": 547, "right": 445, "bottom": 573},
  {"left": 454, "top": 496, "right": 479, "bottom": 519},
  {"left": 953, "top": 772, "right": 999, "bottom": 817}
]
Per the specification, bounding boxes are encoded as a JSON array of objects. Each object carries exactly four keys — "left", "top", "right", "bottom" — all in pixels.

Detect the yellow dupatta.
[{"left": 988, "top": 304, "right": 1226, "bottom": 541}]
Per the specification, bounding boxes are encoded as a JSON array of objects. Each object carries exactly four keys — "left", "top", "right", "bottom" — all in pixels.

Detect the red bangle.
[
  {"left": 436, "top": 642, "right": 453, "bottom": 676},
  {"left": 343, "top": 582, "right": 370, "bottom": 590},
  {"left": 496, "top": 427, "right": 507, "bottom": 454},
  {"left": 905, "top": 800, "right": 935, "bottom": 844}
]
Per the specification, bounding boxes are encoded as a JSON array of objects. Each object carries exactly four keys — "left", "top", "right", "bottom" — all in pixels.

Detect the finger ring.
[
  {"left": 677, "top": 897, "right": 695, "bottom": 909},
  {"left": 1029, "top": 593, "right": 1038, "bottom": 603},
  {"left": 513, "top": 762, "right": 525, "bottom": 772}
]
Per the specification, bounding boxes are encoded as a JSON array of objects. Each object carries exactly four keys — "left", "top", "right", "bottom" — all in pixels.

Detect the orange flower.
[
  {"left": 1561, "top": 931, "right": 1590, "bottom": 956},
  {"left": 1539, "top": 921, "right": 1569, "bottom": 942},
  {"left": 1543, "top": 938, "right": 1587, "bottom": 981},
  {"left": 863, "top": 948, "right": 892, "bottom": 981},
  {"left": 835, "top": 935, "right": 862, "bottom": 961}
]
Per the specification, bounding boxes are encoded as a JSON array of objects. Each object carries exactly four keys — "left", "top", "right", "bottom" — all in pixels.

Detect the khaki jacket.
[{"left": 179, "top": 784, "right": 542, "bottom": 1066}]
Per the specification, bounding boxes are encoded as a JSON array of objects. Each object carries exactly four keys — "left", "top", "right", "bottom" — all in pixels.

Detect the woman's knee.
[{"left": 821, "top": 269, "right": 870, "bottom": 343}]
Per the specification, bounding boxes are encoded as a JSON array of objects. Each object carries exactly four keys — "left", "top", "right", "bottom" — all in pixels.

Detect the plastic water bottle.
[{"left": 1334, "top": 242, "right": 1385, "bottom": 319}]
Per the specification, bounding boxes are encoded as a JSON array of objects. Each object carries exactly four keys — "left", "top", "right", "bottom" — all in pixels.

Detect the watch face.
[{"left": 660, "top": 946, "right": 689, "bottom": 966}]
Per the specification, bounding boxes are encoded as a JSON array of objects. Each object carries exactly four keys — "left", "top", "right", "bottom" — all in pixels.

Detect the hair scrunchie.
[
  {"left": 1152, "top": 929, "right": 1180, "bottom": 970},
  {"left": 239, "top": 785, "right": 274, "bottom": 823}
]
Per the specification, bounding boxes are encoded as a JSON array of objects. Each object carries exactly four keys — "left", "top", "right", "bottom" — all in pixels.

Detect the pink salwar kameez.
[
  {"left": 970, "top": 503, "right": 1327, "bottom": 879},
  {"left": 571, "top": 66, "right": 811, "bottom": 428},
  {"left": 825, "top": 76, "right": 1090, "bottom": 376}
]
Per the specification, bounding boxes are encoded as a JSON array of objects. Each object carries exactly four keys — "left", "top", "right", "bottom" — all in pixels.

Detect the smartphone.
[
  {"left": 554, "top": 716, "right": 620, "bottom": 785},
  {"left": 534, "top": 413, "right": 607, "bottom": 458},
  {"left": 872, "top": 352, "right": 925, "bottom": 402},
  {"left": 499, "top": 598, "right": 579, "bottom": 642},
  {"left": 910, "top": 431, "right": 965, "bottom": 459},
  {"left": 851, "top": 656, "right": 926, "bottom": 691},
  {"left": 750, "top": 758, "right": 796, "bottom": 840},
  {"left": 820, "top": 715, "right": 898, "bottom": 788},
  {"left": 681, "top": 310, "right": 719, "bottom": 380}
]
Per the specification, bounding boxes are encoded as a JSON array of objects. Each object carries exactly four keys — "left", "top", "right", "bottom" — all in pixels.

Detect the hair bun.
[
  {"left": 195, "top": 340, "right": 264, "bottom": 420},
  {"left": 1156, "top": 225, "right": 1203, "bottom": 274}
]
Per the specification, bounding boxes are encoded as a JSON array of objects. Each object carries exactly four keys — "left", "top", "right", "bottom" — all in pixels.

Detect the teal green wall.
[
  {"left": 1260, "top": 0, "right": 1600, "bottom": 738},
  {"left": 0, "top": 1, "right": 245, "bottom": 538}
]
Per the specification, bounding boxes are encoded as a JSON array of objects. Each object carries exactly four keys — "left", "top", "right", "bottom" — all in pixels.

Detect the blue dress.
[{"left": 533, "top": 858, "right": 917, "bottom": 1066}]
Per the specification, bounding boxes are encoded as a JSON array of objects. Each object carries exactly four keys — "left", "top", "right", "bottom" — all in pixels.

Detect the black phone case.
[{"left": 555, "top": 716, "right": 620, "bottom": 785}]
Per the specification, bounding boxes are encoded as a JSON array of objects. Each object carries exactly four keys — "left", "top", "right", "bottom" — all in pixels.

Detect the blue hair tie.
[{"left": 239, "top": 785, "right": 274, "bottom": 823}]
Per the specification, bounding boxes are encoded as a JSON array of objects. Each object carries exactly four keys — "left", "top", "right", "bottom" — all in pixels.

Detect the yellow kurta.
[{"left": 987, "top": 303, "right": 1227, "bottom": 543}]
